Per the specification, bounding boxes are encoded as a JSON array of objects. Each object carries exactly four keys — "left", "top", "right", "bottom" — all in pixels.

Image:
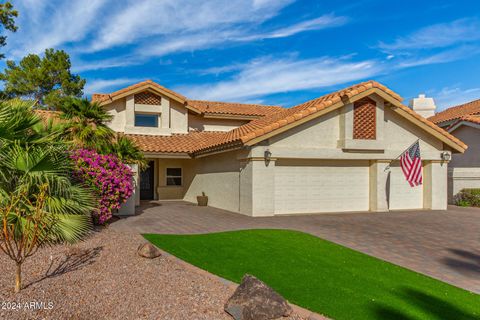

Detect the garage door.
[
  {"left": 274, "top": 160, "right": 370, "bottom": 214},
  {"left": 388, "top": 163, "right": 423, "bottom": 210}
]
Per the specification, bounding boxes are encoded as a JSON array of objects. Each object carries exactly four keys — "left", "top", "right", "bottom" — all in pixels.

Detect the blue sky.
[{"left": 4, "top": 0, "right": 480, "bottom": 111}]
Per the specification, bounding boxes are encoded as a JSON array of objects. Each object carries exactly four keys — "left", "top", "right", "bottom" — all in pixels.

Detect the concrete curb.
[{"left": 156, "top": 247, "right": 331, "bottom": 320}]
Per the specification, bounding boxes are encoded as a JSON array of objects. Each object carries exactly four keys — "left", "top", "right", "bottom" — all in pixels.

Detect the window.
[
  {"left": 166, "top": 168, "right": 182, "bottom": 186},
  {"left": 353, "top": 97, "right": 376, "bottom": 140},
  {"left": 135, "top": 113, "right": 158, "bottom": 127}
]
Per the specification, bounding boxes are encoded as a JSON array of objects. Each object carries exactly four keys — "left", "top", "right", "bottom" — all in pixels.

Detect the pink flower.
[{"left": 71, "top": 149, "right": 134, "bottom": 225}]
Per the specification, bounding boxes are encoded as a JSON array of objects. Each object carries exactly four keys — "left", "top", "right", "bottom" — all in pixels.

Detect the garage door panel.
[
  {"left": 388, "top": 164, "right": 423, "bottom": 210},
  {"left": 274, "top": 162, "right": 369, "bottom": 214}
]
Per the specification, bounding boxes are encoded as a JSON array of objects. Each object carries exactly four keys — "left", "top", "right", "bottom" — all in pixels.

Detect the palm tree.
[
  {"left": 59, "top": 97, "right": 114, "bottom": 150},
  {"left": 0, "top": 100, "right": 95, "bottom": 293},
  {"left": 100, "top": 134, "right": 147, "bottom": 170}
]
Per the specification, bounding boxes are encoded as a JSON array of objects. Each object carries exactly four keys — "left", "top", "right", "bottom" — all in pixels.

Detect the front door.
[{"left": 140, "top": 161, "right": 155, "bottom": 200}]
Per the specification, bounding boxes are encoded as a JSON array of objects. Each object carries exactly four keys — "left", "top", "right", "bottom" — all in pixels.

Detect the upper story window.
[
  {"left": 166, "top": 168, "right": 182, "bottom": 186},
  {"left": 134, "top": 91, "right": 162, "bottom": 105},
  {"left": 353, "top": 97, "right": 376, "bottom": 140},
  {"left": 135, "top": 113, "right": 158, "bottom": 127}
]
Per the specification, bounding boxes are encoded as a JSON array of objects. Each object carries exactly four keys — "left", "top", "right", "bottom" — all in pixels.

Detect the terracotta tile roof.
[
  {"left": 92, "top": 80, "right": 187, "bottom": 104},
  {"left": 126, "top": 132, "right": 227, "bottom": 153},
  {"left": 92, "top": 80, "right": 282, "bottom": 117},
  {"left": 191, "top": 80, "right": 466, "bottom": 154},
  {"left": 429, "top": 98, "right": 480, "bottom": 124},
  {"left": 186, "top": 100, "right": 283, "bottom": 117},
  {"left": 461, "top": 114, "right": 480, "bottom": 125},
  {"left": 447, "top": 114, "right": 480, "bottom": 131}
]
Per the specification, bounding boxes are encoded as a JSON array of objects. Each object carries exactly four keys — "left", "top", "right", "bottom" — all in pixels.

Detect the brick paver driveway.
[{"left": 112, "top": 201, "right": 480, "bottom": 293}]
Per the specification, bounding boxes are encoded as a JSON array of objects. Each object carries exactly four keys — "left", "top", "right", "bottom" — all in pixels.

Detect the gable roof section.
[
  {"left": 92, "top": 80, "right": 187, "bottom": 105},
  {"left": 446, "top": 114, "right": 480, "bottom": 132},
  {"left": 84, "top": 80, "right": 466, "bottom": 155},
  {"left": 92, "top": 80, "right": 283, "bottom": 118},
  {"left": 186, "top": 100, "right": 283, "bottom": 118},
  {"left": 192, "top": 80, "right": 466, "bottom": 155},
  {"left": 429, "top": 98, "right": 480, "bottom": 124}
]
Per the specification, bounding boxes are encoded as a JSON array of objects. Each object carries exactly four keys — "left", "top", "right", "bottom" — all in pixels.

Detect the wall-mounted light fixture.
[
  {"left": 264, "top": 149, "right": 272, "bottom": 166},
  {"left": 440, "top": 151, "right": 451, "bottom": 162}
]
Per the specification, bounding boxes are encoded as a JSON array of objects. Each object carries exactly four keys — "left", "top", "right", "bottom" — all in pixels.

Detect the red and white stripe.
[{"left": 399, "top": 141, "right": 422, "bottom": 187}]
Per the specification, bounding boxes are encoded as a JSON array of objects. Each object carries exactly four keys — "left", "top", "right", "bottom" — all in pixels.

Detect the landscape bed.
[{"left": 145, "top": 229, "right": 480, "bottom": 320}]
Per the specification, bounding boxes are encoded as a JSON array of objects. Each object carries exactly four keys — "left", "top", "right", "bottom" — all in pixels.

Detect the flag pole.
[{"left": 384, "top": 138, "right": 420, "bottom": 172}]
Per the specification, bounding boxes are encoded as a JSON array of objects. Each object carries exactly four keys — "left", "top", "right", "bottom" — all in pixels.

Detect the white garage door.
[
  {"left": 388, "top": 163, "right": 423, "bottom": 210},
  {"left": 274, "top": 160, "right": 370, "bottom": 214}
]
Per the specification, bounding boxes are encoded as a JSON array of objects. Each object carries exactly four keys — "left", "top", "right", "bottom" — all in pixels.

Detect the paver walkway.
[{"left": 111, "top": 201, "right": 480, "bottom": 293}]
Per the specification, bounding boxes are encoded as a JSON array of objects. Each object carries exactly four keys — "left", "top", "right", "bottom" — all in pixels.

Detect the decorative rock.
[
  {"left": 137, "top": 243, "right": 162, "bottom": 259},
  {"left": 225, "top": 274, "right": 292, "bottom": 320}
]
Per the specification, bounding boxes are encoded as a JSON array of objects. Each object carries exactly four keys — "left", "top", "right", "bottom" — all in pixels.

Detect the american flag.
[{"left": 400, "top": 141, "right": 423, "bottom": 187}]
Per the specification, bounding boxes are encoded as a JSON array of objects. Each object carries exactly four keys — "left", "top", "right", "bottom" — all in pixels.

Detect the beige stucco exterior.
[
  {"left": 103, "top": 88, "right": 454, "bottom": 216},
  {"left": 445, "top": 125, "right": 480, "bottom": 202}
]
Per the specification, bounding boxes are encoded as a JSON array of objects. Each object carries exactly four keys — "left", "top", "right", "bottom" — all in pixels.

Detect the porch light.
[
  {"left": 264, "top": 149, "right": 272, "bottom": 166},
  {"left": 441, "top": 151, "right": 451, "bottom": 161},
  {"left": 264, "top": 149, "right": 272, "bottom": 160}
]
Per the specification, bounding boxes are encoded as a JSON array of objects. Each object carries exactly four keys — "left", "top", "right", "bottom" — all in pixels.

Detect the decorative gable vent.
[
  {"left": 353, "top": 97, "right": 376, "bottom": 140},
  {"left": 134, "top": 91, "right": 162, "bottom": 105}
]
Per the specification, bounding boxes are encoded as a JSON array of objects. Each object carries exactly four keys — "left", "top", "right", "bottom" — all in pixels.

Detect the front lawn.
[{"left": 144, "top": 229, "right": 480, "bottom": 320}]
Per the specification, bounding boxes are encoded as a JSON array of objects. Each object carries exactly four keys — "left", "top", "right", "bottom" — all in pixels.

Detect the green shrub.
[{"left": 454, "top": 188, "right": 480, "bottom": 207}]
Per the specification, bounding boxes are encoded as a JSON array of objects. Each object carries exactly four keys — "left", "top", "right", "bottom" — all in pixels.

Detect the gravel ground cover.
[{"left": 0, "top": 228, "right": 307, "bottom": 320}]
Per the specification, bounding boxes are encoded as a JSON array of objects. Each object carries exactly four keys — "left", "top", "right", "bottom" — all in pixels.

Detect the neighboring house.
[
  {"left": 429, "top": 99, "right": 480, "bottom": 202},
  {"left": 91, "top": 80, "right": 466, "bottom": 216}
]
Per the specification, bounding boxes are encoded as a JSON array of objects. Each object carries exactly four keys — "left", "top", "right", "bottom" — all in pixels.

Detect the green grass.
[{"left": 144, "top": 229, "right": 480, "bottom": 320}]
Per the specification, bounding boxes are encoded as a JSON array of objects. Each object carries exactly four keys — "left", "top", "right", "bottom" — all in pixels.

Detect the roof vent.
[{"left": 409, "top": 94, "right": 436, "bottom": 119}]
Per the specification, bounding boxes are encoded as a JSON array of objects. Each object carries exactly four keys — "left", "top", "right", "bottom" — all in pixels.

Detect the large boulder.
[
  {"left": 225, "top": 274, "right": 292, "bottom": 320},
  {"left": 137, "top": 243, "right": 162, "bottom": 259}
]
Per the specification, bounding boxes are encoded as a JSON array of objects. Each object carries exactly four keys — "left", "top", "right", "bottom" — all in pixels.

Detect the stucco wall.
[
  {"left": 188, "top": 114, "right": 249, "bottom": 132},
  {"left": 448, "top": 167, "right": 480, "bottom": 203},
  {"left": 103, "top": 92, "right": 189, "bottom": 135},
  {"left": 105, "top": 98, "right": 126, "bottom": 132},
  {"left": 269, "top": 110, "right": 339, "bottom": 148},
  {"left": 183, "top": 151, "right": 243, "bottom": 213},
  {"left": 449, "top": 126, "right": 480, "bottom": 167},
  {"left": 170, "top": 100, "right": 188, "bottom": 133},
  {"left": 267, "top": 103, "right": 444, "bottom": 160},
  {"left": 154, "top": 158, "right": 194, "bottom": 200}
]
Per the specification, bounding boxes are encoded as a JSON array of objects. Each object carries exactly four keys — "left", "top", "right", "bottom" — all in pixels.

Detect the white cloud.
[
  {"left": 84, "top": 78, "right": 143, "bottom": 95},
  {"left": 8, "top": 0, "right": 108, "bottom": 58},
  {"left": 89, "top": 0, "right": 296, "bottom": 52},
  {"left": 72, "top": 56, "right": 140, "bottom": 72},
  {"left": 6, "top": 1, "right": 347, "bottom": 72},
  {"left": 139, "top": 13, "right": 348, "bottom": 58},
  {"left": 394, "top": 45, "right": 480, "bottom": 68},
  {"left": 378, "top": 18, "right": 480, "bottom": 51},
  {"left": 430, "top": 86, "right": 480, "bottom": 111},
  {"left": 177, "top": 56, "right": 383, "bottom": 101},
  {"left": 258, "top": 14, "right": 348, "bottom": 39}
]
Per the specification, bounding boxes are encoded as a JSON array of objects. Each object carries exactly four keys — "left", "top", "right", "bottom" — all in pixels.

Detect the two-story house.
[{"left": 92, "top": 80, "right": 466, "bottom": 216}]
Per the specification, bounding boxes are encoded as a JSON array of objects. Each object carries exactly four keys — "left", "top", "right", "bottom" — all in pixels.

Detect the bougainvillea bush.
[{"left": 71, "top": 149, "right": 134, "bottom": 224}]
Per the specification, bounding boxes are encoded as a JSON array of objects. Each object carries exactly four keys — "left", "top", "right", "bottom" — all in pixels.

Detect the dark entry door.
[{"left": 140, "top": 161, "right": 155, "bottom": 200}]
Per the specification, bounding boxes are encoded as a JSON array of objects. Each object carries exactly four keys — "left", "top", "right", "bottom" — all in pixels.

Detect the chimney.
[{"left": 409, "top": 94, "right": 436, "bottom": 118}]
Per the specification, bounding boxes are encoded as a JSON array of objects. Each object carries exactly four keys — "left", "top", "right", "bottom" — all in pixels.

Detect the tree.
[
  {"left": 101, "top": 134, "right": 147, "bottom": 170},
  {"left": 59, "top": 97, "right": 115, "bottom": 149},
  {"left": 0, "top": 1, "right": 18, "bottom": 59},
  {"left": 0, "top": 100, "right": 95, "bottom": 292},
  {"left": 59, "top": 97, "right": 147, "bottom": 169},
  {"left": 0, "top": 49, "right": 85, "bottom": 108}
]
